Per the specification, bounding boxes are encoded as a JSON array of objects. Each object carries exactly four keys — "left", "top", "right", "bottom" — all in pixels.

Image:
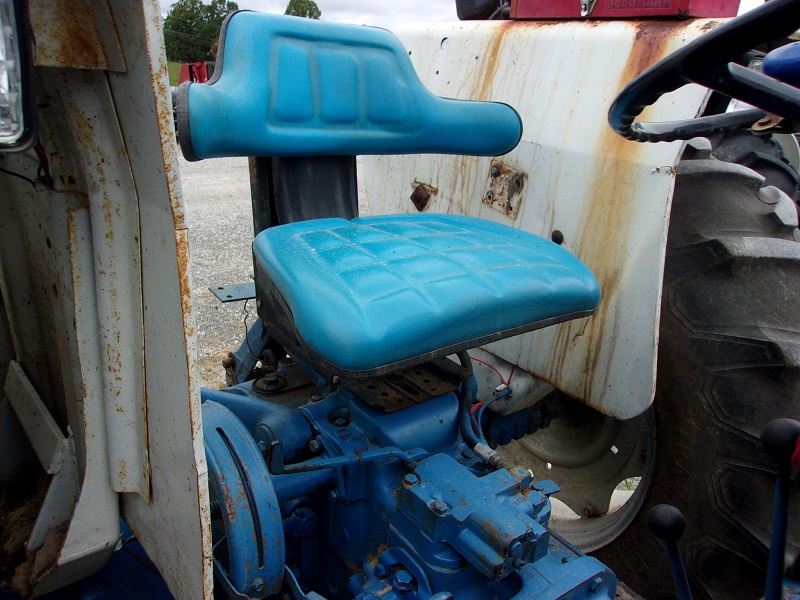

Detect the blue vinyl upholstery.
[
  {"left": 178, "top": 12, "right": 522, "bottom": 160},
  {"left": 254, "top": 214, "right": 600, "bottom": 373}
]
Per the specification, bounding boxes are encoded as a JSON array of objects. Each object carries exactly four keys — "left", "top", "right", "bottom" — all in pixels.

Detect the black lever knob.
[
  {"left": 761, "top": 418, "right": 800, "bottom": 474},
  {"left": 647, "top": 503, "right": 686, "bottom": 542},
  {"left": 647, "top": 504, "right": 692, "bottom": 600},
  {"left": 761, "top": 419, "right": 800, "bottom": 600}
]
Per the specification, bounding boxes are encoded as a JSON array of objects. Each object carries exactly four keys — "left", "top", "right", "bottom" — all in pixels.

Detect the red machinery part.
[{"left": 510, "top": 0, "right": 740, "bottom": 19}]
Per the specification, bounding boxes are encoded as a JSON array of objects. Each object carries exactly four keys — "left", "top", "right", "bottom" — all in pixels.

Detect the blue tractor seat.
[
  {"left": 254, "top": 214, "right": 600, "bottom": 377},
  {"left": 177, "top": 11, "right": 522, "bottom": 160},
  {"left": 176, "top": 12, "right": 601, "bottom": 378}
]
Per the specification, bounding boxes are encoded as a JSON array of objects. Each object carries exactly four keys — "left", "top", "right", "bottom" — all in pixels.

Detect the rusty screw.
[
  {"left": 404, "top": 473, "right": 419, "bottom": 486},
  {"left": 432, "top": 501, "right": 449, "bottom": 516},
  {"left": 410, "top": 184, "right": 432, "bottom": 212},
  {"left": 491, "top": 165, "right": 501, "bottom": 177},
  {"left": 251, "top": 578, "right": 265, "bottom": 593}
]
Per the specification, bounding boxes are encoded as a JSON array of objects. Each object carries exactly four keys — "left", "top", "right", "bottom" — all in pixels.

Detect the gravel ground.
[
  {"left": 179, "top": 154, "right": 371, "bottom": 388},
  {"left": 179, "top": 155, "right": 254, "bottom": 389}
]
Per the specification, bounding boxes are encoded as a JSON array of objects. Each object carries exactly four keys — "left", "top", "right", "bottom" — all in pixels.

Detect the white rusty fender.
[{"left": 361, "top": 18, "right": 721, "bottom": 420}]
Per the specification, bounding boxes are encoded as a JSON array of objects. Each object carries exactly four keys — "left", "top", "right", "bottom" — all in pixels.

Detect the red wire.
[
  {"left": 468, "top": 355, "right": 514, "bottom": 386},
  {"left": 470, "top": 402, "right": 484, "bottom": 414}
]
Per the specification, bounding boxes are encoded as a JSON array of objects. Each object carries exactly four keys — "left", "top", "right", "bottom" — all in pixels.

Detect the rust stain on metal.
[
  {"left": 477, "top": 22, "right": 512, "bottom": 102},
  {"left": 30, "top": 0, "right": 110, "bottom": 69},
  {"left": 175, "top": 231, "right": 196, "bottom": 339},
  {"left": 701, "top": 19, "right": 722, "bottom": 31},
  {"left": 547, "top": 21, "right": 683, "bottom": 404}
]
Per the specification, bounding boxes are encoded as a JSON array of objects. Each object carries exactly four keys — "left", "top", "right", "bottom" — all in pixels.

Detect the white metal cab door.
[{"left": 0, "top": 1, "right": 212, "bottom": 597}]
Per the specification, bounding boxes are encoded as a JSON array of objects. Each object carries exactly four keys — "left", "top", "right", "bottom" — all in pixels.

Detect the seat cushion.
[{"left": 253, "top": 214, "right": 600, "bottom": 374}]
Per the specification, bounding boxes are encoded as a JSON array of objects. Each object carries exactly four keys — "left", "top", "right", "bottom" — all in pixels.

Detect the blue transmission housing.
[{"left": 201, "top": 362, "right": 617, "bottom": 600}]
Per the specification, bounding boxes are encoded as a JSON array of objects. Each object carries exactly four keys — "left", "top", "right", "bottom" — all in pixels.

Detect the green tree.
[
  {"left": 163, "top": 0, "right": 238, "bottom": 63},
  {"left": 284, "top": 0, "right": 321, "bottom": 19}
]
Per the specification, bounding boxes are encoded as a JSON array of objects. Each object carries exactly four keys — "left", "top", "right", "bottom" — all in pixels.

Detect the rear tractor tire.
[
  {"left": 592, "top": 139, "right": 800, "bottom": 599},
  {"left": 493, "top": 134, "right": 800, "bottom": 599}
]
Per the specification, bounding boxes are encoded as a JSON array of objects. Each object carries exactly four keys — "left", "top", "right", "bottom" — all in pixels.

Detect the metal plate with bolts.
[
  {"left": 483, "top": 160, "right": 526, "bottom": 219},
  {"left": 342, "top": 358, "right": 469, "bottom": 412},
  {"left": 210, "top": 282, "right": 256, "bottom": 303}
]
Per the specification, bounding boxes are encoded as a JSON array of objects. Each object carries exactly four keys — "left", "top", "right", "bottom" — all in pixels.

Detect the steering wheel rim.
[{"left": 608, "top": 0, "right": 800, "bottom": 143}]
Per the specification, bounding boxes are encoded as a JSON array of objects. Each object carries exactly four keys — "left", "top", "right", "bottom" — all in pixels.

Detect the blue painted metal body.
[
  {"left": 0, "top": 523, "right": 174, "bottom": 600},
  {"left": 203, "top": 400, "right": 285, "bottom": 597},
  {"left": 764, "top": 42, "right": 800, "bottom": 88},
  {"left": 200, "top": 363, "right": 617, "bottom": 600}
]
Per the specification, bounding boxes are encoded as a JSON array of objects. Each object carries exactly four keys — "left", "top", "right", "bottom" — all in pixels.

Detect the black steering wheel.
[{"left": 609, "top": 0, "right": 800, "bottom": 143}]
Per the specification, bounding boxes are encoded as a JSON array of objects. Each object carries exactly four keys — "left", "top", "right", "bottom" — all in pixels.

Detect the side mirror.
[{"left": 0, "top": 0, "right": 36, "bottom": 153}]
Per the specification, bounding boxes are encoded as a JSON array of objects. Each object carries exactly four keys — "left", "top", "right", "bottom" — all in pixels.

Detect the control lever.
[
  {"left": 647, "top": 504, "right": 692, "bottom": 600},
  {"left": 760, "top": 418, "right": 800, "bottom": 600}
]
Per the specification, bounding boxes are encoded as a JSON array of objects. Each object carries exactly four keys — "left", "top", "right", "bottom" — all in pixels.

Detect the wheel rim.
[{"left": 496, "top": 403, "right": 655, "bottom": 552}]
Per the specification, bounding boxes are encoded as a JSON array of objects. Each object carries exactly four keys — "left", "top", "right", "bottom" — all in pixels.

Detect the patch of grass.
[{"left": 168, "top": 61, "right": 182, "bottom": 87}]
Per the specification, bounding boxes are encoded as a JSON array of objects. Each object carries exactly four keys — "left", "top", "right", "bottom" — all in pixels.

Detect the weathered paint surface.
[
  {"left": 362, "top": 19, "right": 717, "bottom": 419},
  {"left": 30, "top": 0, "right": 126, "bottom": 71},
  {"left": 109, "top": 1, "right": 213, "bottom": 598},
  {"left": 58, "top": 68, "right": 151, "bottom": 499},
  {"left": 0, "top": 0, "right": 211, "bottom": 596}
]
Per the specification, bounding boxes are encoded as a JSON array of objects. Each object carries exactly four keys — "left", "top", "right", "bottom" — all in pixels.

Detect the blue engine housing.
[{"left": 201, "top": 359, "right": 617, "bottom": 600}]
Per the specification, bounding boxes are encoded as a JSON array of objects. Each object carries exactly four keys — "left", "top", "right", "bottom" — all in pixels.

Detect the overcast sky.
[
  {"left": 159, "top": 0, "right": 764, "bottom": 31},
  {"left": 159, "top": 0, "right": 458, "bottom": 30}
]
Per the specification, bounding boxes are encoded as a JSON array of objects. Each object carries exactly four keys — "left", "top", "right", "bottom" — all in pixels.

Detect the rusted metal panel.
[
  {"left": 342, "top": 359, "right": 468, "bottom": 413},
  {"left": 362, "top": 19, "right": 717, "bottom": 419},
  {"left": 107, "top": 1, "right": 213, "bottom": 598},
  {"left": 29, "top": 0, "right": 126, "bottom": 71},
  {"left": 58, "top": 68, "right": 151, "bottom": 499},
  {"left": 0, "top": 153, "right": 119, "bottom": 591},
  {"left": 1, "top": 0, "right": 210, "bottom": 595}
]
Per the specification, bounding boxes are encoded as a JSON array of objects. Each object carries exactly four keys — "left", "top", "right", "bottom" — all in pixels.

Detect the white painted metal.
[
  {"left": 0, "top": 1, "right": 211, "bottom": 597},
  {"left": 29, "top": 0, "right": 126, "bottom": 71},
  {"left": 58, "top": 69, "right": 151, "bottom": 499},
  {"left": 107, "top": 2, "right": 213, "bottom": 597},
  {"left": 5, "top": 361, "right": 79, "bottom": 551},
  {"left": 362, "top": 20, "right": 717, "bottom": 419}
]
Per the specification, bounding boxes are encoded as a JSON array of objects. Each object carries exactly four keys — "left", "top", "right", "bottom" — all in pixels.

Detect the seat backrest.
[{"left": 177, "top": 11, "right": 522, "bottom": 161}]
